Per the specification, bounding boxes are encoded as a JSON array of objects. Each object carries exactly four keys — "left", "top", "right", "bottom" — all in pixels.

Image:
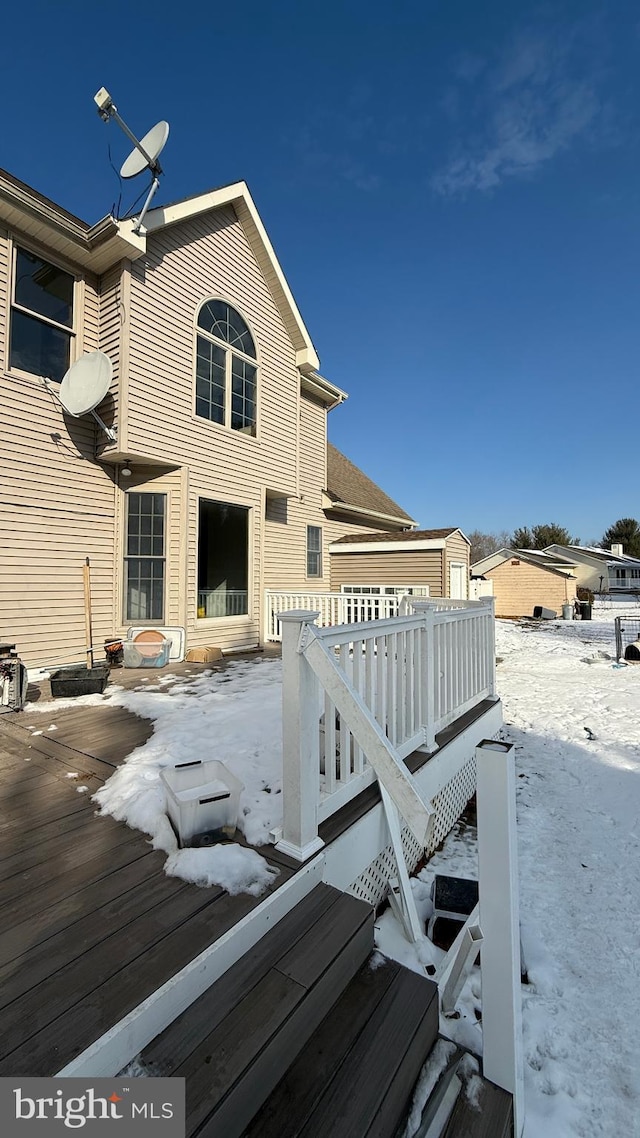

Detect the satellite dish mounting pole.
[{"left": 94, "top": 88, "right": 169, "bottom": 235}]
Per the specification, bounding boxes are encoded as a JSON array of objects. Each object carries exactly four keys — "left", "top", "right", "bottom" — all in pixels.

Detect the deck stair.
[{"left": 138, "top": 881, "right": 439, "bottom": 1137}]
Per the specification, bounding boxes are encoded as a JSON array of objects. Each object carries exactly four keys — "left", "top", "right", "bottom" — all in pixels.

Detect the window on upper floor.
[
  {"left": 10, "top": 247, "right": 75, "bottom": 383},
  {"left": 195, "top": 300, "right": 257, "bottom": 436}
]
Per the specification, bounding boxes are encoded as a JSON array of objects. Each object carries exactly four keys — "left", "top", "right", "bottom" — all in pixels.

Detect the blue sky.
[{"left": 3, "top": 0, "right": 639, "bottom": 542}]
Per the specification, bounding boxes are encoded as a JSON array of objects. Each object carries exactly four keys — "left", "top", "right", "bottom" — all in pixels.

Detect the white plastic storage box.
[
  {"left": 123, "top": 637, "right": 171, "bottom": 668},
  {"left": 160, "top": 759, "right": 244, "bottom": 847}
]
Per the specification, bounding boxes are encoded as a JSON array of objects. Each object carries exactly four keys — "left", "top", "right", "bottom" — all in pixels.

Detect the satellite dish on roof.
[
  {"left": 94, "top": 88, "right": 170, "bottom": 234},
  {"left": 59, "top": 352, "right": 112, "bottom": 416},
  {"left": 120, "top": 121, "right": 169, "bottom": 179}
]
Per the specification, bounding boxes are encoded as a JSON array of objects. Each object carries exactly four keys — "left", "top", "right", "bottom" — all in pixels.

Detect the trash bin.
[
  {"left": 579, "top": 602, "right": 592, "bottom": 621},
  {"left": 562, "top": 604, "right": 574, "bottom": 620}
]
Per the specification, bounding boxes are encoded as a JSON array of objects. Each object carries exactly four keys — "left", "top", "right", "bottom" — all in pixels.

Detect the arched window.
[{"left": 196, "top": 300, "right": 257, "bottom": 435}]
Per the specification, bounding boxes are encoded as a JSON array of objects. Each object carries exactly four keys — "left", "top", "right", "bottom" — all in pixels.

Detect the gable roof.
[
  {"left": 326, "top": 444, "right": 416, "bottom": 528},
  {"left": 145, "top": 181, "right": 321, "bottom": 373},
  {"left": 472, "top": 548, "right": 576, "bottom": 579},
  {"left": 550, "top": 543, "right": 640, "bottom": 569},
  {"left": 332, "top": 526, "right": 461, "bottom": 546},
  {"left": 0, "top": 171, "right": 331, "bottom": 383}
]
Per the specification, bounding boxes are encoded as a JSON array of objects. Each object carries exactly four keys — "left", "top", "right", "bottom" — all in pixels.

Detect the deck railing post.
[
  {"left": 422, "top": 606, "right": 436, "bottom": 751},
  {"left": 275, "top": 610, "right": 325, "bottom": 862},
  {"left": 476, "top": 739, "right": 524, "bottom": 1138},
  {"left": 485, "top": 596, "right": 497, "bottom": 697}
]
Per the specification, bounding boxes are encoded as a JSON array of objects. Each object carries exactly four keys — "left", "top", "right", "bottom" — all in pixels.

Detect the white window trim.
[
  {"left": 193, "top": 298, "right": 259, "bottom": 438},
  {"left": 340, "top": 584, "right": 430, "bottom": 596},
  {"left": 7, "top": 237, "right": 78, "bottom": 381},
  {"left": 306, "top": 525, "right": 323, "bottom": 579},
  {"left": 123, "top": 490, "right": 167, "bottom": 625}
]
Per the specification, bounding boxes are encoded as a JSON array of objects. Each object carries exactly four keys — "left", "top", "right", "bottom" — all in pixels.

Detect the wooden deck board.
[
  {"left": 188, "top": 892, "right": 374, "bottom": 1138},
  {"left": 142, "top": 883, "right": 343, "bottom": 1076},
  {"left": 0, "top": 851, "right": 168, "bottom": 966},
  {"left": 241, "top": 958, "right": 402, "bottom": 1138},
  {"left": 442, "top": 1076, "right": 513, "bottom": 1138},
  {"left": 295, "top": 966, "right": 438, "bottom": 1138}
]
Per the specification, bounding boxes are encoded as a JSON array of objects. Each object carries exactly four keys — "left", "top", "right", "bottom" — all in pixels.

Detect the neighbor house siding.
[
  {"left": 485, "top": 560, "right": 576, "bottom": 618},
  {"left": 329, "top": 549, "right": 444, "bottom": 595},
  {"left": 0, "top": 230, "right": 117, "bottom": 667}
]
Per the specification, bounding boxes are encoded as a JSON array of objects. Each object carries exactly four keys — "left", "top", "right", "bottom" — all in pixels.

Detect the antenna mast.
[{"left": 94, "top": 87, "right": 169, "bottom": 235}]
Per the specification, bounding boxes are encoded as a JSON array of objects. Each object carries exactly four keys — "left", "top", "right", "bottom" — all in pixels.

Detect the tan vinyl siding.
[
  {"left": 485, "top": 560, "right": 576, "bottom": 618},
  {"left": 264, "top": 391, "right": 332, "bottom": 593},
  {"left": 330, "top": 549, "right": 444, "bottom": 595},
  {"left": 82, "top": 273, "right": 100, "bottom": 353},
  {"left": 444, "top": 531, "right": 470, "bottom": 598},
  {"left": 97, "top": 263, "right": 125, "bottom": 448},
  {"left": 0, "top": 229, "right": 116, "bottom": 667},
  {"left": 125, "top": 206, "right": 299, "bottom": 494},
  {"left": 122, "top": 206, "right": 305, "bottom": 648}
]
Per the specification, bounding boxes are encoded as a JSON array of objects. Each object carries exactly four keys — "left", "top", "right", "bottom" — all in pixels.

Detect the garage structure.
[
  {"left": 329, "top": 528, "right": 471, "bottom": 599},
  {"left": 471, "top": 548, "right": 577, "bottom": 618}
]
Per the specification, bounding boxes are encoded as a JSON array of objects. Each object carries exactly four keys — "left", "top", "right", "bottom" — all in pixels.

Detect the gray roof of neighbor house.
[
  {"left": 332, "top": 527, "right": 463, "bottom": 546},
  {"left": 326, "top": 444, "right": 416, "bottom": 527},
  {"left": 472, "top": 548, "right": 576, "bottom": 578}
]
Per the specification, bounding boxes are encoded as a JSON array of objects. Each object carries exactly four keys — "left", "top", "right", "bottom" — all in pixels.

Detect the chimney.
[{"left": 611, "top": 543, "right": 624, "bottom": 557}]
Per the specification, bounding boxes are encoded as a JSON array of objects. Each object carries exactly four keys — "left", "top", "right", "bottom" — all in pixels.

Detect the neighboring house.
[
  {"left": 0, "top": 170, "right": 424, "bottom": 668},
  {"left": 330, "top": 527, "right": 471, "bottom": 599},
  {"left": 471, "top": 548, "right": 577, "bottom": 618},
  {"left": 544, "top": 544, "right": 640, "bottom": 595}
]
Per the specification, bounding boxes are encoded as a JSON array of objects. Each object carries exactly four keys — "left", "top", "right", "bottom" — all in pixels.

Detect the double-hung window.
[
  {"left": 196, "top": 300, "right": 257, "bottom": 435},
  {"left": 10, "top": 247, "right": 75, "bottom": 382},
  {"left": 307, "top": 526, "right": 323, "bottom": 578},
  {"left": 124, "top": 493, "right": 166, "bottom": 622}
]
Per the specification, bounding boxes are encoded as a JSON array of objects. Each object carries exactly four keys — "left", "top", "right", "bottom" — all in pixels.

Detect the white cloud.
[{"left": 432, "top": 27, "right": 606, "bottom": 196}]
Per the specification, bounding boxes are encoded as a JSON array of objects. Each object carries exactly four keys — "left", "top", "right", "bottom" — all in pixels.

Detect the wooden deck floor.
[{"left": 0, "top": 653, "right": 294, "bottom": 1076}]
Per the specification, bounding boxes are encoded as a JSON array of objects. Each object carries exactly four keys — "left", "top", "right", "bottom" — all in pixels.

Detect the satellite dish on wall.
[
  {"left": 54, "top": 351, "right": 116, "bottom": 442},
  {"left": 120, "top": 121, "right": 169, "bottom": 179},
  {"left": 59, "top": 352, "right": 113, "bottom": 416}
]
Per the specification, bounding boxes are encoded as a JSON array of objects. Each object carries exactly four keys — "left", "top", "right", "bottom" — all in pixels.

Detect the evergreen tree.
[{"left": 601, "top": 519, "right": 640, "bottom": 558}]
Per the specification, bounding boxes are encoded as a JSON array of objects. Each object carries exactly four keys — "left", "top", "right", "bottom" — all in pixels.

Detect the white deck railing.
[
  {"left": 275, "top": 599, "right": 496, "bottom": 860},
  {"left": 265, "top": 591, "right": 403, "bottom": 641}
]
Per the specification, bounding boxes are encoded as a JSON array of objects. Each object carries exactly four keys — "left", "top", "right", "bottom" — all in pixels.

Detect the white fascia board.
[
  {"left": 301, "top": 371, "right": 348, "bottom": 407},
  {"left": 324, "top": 502, "right": 417, "bottom": 528},
  {"left": 144, "top": 182, "right": 320, "bottom": 370},
  {"left": 329, "top": 539, "right": 446, "bottom": 554}
]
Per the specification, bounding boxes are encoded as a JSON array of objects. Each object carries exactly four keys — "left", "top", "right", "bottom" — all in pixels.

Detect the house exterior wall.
[
  {"left": 0, "top": 228, "right": 117, "bottom": 667},
  {"left": 485, "top": 560, "right": 576, "bottom": 618},
  {"left": 544, "top": 545, "right": 610, "bottom": 593},
  {"left": 263, "top": 391, "right": 332, "bottom": 594},
  {"left": 1, "top": 191, "right": 418, "bottom": 664},
  {"left": 329, "top": 548, "right": 445, "bottom": 594},
  {"left": 110, "top": 205, "right": 305, "bottom": 650}
]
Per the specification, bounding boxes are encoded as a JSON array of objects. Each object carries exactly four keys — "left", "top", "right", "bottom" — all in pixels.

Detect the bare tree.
[{"left": 468, "top": 529, "right": 511, "bottom": 564}]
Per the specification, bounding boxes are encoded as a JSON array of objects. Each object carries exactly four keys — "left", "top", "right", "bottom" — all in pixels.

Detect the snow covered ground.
[
  {"left": 379, "top": 604, "right": 640, "bottom": 1138},
  {"left": 25, "top": 604, "right": 640, "bottom": 1134}
]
